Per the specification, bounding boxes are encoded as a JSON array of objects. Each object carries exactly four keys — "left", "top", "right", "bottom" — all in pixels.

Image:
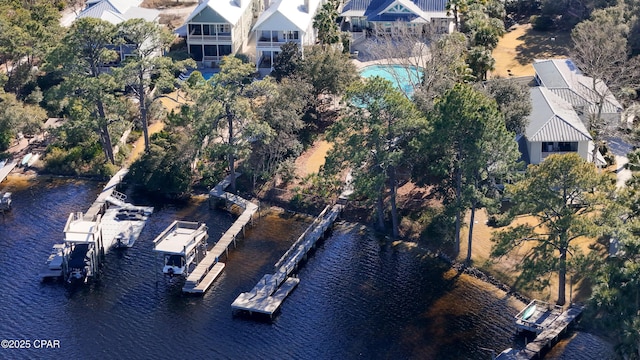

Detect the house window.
[
  {"left": 283, "top": 31, "right": 298, "bottom": 40},
  {"left": 189, "top": 45, "right": 203, "bottom": 61},
  {"left": 260, "top": 30, "right": 271, "bottom": 41},
  {"left": 219, "top": 45, "right": 232, "bottom": 56},
  {"left": 202, "top": 25, "right": 211, "bottom": 36},
  {"left": 189, "top": 24, "right": 202, "bottom": 35},
  {"left": 204, "top": 45, "right": 217, "bottom": 57},
  {"left": 542, "top": 142, "right": 578, "bottom": 152},
  {"left": 217, "top": 24, "right": 231, "bottom": 34},
  {"left": 386, "top": 4, "right": 411, "bottom": 13}
]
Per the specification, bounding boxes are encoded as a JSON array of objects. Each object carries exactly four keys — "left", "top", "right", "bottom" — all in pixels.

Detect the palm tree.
[{"left": 446, "top": 0, "right": 469, "bottom": 31}]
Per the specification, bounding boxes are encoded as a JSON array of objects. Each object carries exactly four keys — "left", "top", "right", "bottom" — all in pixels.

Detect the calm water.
[
  {"left": 360, "top": 64, "right": 422, "bottom": 96},
  {"left": 0, "top": 176, "right": 612, "bottom": 359}
]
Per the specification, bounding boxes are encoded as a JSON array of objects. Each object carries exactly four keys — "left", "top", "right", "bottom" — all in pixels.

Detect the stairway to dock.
[
  {"left": 182, "top": 174, "right": 258, "bottom": 294},
  {"left": 231, "top": 203, "right": 343, "bottom": 318}
]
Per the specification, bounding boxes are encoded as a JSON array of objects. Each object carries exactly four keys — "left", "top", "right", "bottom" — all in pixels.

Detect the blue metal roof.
[{"left": 342, "top": 0, "right": 447, "bottom": 14}]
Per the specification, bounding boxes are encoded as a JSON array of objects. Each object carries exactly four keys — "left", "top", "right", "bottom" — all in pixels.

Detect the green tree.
[
  {"left": 413, "top": 83, "right": 519, "bottom": 260},
  {"left": 414, "top": 32, "right": 472, "bottom": 113},
  {"left": 463, "top": 6, "right": 505, "bottom": 50},
  {"left": 46, "top": 17, "right": 120, "bottom": 164},
  {"left": 491, "top": 153, "right": 615, "bottom": 305},
  {"left": 271, "top": 42, "right": 303, "bottom": 81},
  {"left": 113, "top": 18, "right": 195, "bottom": 152},
  {"left": 326, "top": 77, "right": 427, "bottom": 237},
  {"left": 0, "top": 89, "right": 46, "bottom": 150},
  {"left": 184, "top": 56, "right": 256, "bottom": 193},
  {"left": 482, "top": 78, "right": 531, "bottom": 134},
  {"left": 571, "top": 7, "right": 640, "bottom": 163},
  {"left": 587, "top": 175, "right": 640, "bottom": 358},
  {"left": 446, "top": 0, "right": 469, "bottom": 31},
  {"left": 299, "top": 45, "right": 358, "bottom": 113},
  {"left": 127, "top": 130, "right": 195, "bottom": 197},
  {"left": 0, "top": 2, "right": 62, "bottom": 95},
  {"left": 467, "top": 46, "right": 495, "bottom": 81},
  {"left": 313, "top": 0, "right": 340, "bottom": 46},
  {"left": 245, "top": 77, "right": 312, "bottom": 187}
]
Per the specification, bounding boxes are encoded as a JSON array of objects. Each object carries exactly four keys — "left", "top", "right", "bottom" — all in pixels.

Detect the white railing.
[{"left": 188, "top": 34, "right": 232, "bottom": 42}]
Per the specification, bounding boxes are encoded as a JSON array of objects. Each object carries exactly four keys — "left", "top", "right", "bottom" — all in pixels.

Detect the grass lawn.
[{"left": 491, "top": 24, "right": 573, "bottom": 79}]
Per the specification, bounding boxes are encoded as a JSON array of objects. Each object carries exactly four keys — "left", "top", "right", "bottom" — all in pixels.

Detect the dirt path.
[{"left": 294, "top": 140, "right": 332, "bottom": 178}]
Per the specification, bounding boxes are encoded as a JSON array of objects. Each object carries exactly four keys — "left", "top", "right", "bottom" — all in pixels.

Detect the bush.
[
  {"left": 487, "top": 213, "right": 515, "bottom": 228},
  {"left": 531, "top": 15, "right": 554, "bottom": 31},
  {"left": 276, "top": 158, "right": 297, "bottom": 185}
]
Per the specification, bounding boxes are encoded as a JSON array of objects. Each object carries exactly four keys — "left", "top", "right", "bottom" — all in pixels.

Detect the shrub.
[{"left": 531, "top": 15, "right": 554, "bottom": 31}]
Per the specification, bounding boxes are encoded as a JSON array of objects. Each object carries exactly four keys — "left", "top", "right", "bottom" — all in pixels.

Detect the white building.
[
  {"left": 252, "top": 0, "right": 325, "bottom": 70},
  {"left": 183, "top": 0, "right": 260, "bottom": 67},
  {"left": 522, "top": 87, "right": 600, "bottom": 165},
  {"left": 340, "top": 0, "right": 454, "bottom": 36}
]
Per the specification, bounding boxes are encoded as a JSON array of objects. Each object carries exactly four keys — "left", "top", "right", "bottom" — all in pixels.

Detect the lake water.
[{"left": 0, "top": 176, "right": 613, "bottom": 359}]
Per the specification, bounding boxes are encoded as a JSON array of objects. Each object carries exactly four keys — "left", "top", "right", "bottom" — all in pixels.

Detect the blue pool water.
[
  {"left": 201, "top": 71, "right": 216, "bottom": 81},
  {"left": 360, "top": 64, "right": 422, "bottom": 95}
]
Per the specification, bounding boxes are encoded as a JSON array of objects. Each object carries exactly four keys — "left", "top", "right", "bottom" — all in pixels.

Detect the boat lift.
[
  {"left": 153, "top": 221, "right": 208, "bottom": 281},
  {"left": 61, "top": 212, "right": 103, "bottom": 284}
]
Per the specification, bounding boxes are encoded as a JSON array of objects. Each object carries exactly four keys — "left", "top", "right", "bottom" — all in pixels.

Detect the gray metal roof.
[
  {"left": 526, "top": 87, "right": 591, "bottom": 142},
  {"left": 77, "top": 0, "right": 157, "bottom": 24},
  {"left": 533, "top": 58, "right": 623, "bottom": 115}
]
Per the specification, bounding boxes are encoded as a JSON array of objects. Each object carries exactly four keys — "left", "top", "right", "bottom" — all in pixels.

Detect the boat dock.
[
  {"left": 181, "top": 174, "right": 259, "bottom": 294},
  {"left": 231, "top": 203, "right": 343, "bottom": 318},
  {"left": 100, "top": 204, "right": 153, "bottom": 250},
  {"left": 84, "top": 168, "right": 129, "bottom": 221},
  {"left": 42, "top": 167, "right": 152, "bottom": 282},
  {"left": 496, "top": 302, "right": 584, "bottom": 360},
  {"left": 0, "top": 161, "right": 18, "bottom": 184}
]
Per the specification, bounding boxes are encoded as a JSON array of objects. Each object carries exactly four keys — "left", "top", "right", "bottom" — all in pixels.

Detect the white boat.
[
  {"left": 0, "top": 159, "right": 6, "bottom": 169},
  {"left": 153, "top": 221, "right": 208, "bottom": 277},
  {"left": 0, "top": 192, "right": 11, "bottom": 211},
  {"left": 27, "top": 153, "right": 40, "bottom": 167},
  {"left": 40, "top": 243, "right": 65, "bottom": 280},
  {"left": 20, "top": 153, "right": 32, "bottom": 167}
]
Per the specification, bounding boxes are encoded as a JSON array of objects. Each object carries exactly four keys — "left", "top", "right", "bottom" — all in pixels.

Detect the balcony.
[
  {"left": 188, "top": 34, "right": 232, "bottom": 43},
  {"left": 257, "top": 38, "right": 299, "bottom": 48}
]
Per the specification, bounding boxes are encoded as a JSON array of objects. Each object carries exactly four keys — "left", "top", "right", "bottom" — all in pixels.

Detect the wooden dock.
[
  {"left": 0, "top": 161, "right": 18, "bottom": 184},
  {"left": 231, "top": 203, "right": 343, "bottom": 318},
  {"left": 181, "top": 174, "right": 258, "bottom": 294},
  {"left": 84, "top": 168, "right": 129, "bottom": 221},
  {"left": 496, "top": 305, "right": 584, "bottom": 360}
]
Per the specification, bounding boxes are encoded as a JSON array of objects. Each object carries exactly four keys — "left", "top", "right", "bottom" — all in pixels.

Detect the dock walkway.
[
  {"left": 496, "top": 305, "right": 584, "bottom": 360},
  {"left": 182, "top": 173, "right": 258, "bottom": 294},
  {"left": 84, "top": 168, "right": 129, "bottom": 221},
  {"left": 231, "top": 203, "right": 343, "bottom": 318},
  {"left": 0, "top": 161, "right": 18, "bottom": 184}
]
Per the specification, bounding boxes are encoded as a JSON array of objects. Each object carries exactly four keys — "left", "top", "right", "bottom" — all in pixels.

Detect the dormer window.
[{"left": 386, "top": 4, "right": 411, "bottom": 13}]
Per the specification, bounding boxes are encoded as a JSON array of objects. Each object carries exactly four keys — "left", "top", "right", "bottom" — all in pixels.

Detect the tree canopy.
[
  {"left": 326, "top": 76, "right": 427, "bottom": 237},
  {"left": 492, "top": 153, "right": 616, "bottom": 305}
]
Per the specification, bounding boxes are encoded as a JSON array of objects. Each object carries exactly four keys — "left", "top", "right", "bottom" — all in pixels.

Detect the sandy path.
[{"left": 294, "top": 140, "right": 332, "bottom": 178}]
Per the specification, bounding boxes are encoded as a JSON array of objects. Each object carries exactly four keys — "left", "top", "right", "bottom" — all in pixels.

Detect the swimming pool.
[
  {"left": 359, "top": 64, "right": 422, "bottom": 95},
  {"left": 201, "top": 70, "right": 217, "bottom": 81}
]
